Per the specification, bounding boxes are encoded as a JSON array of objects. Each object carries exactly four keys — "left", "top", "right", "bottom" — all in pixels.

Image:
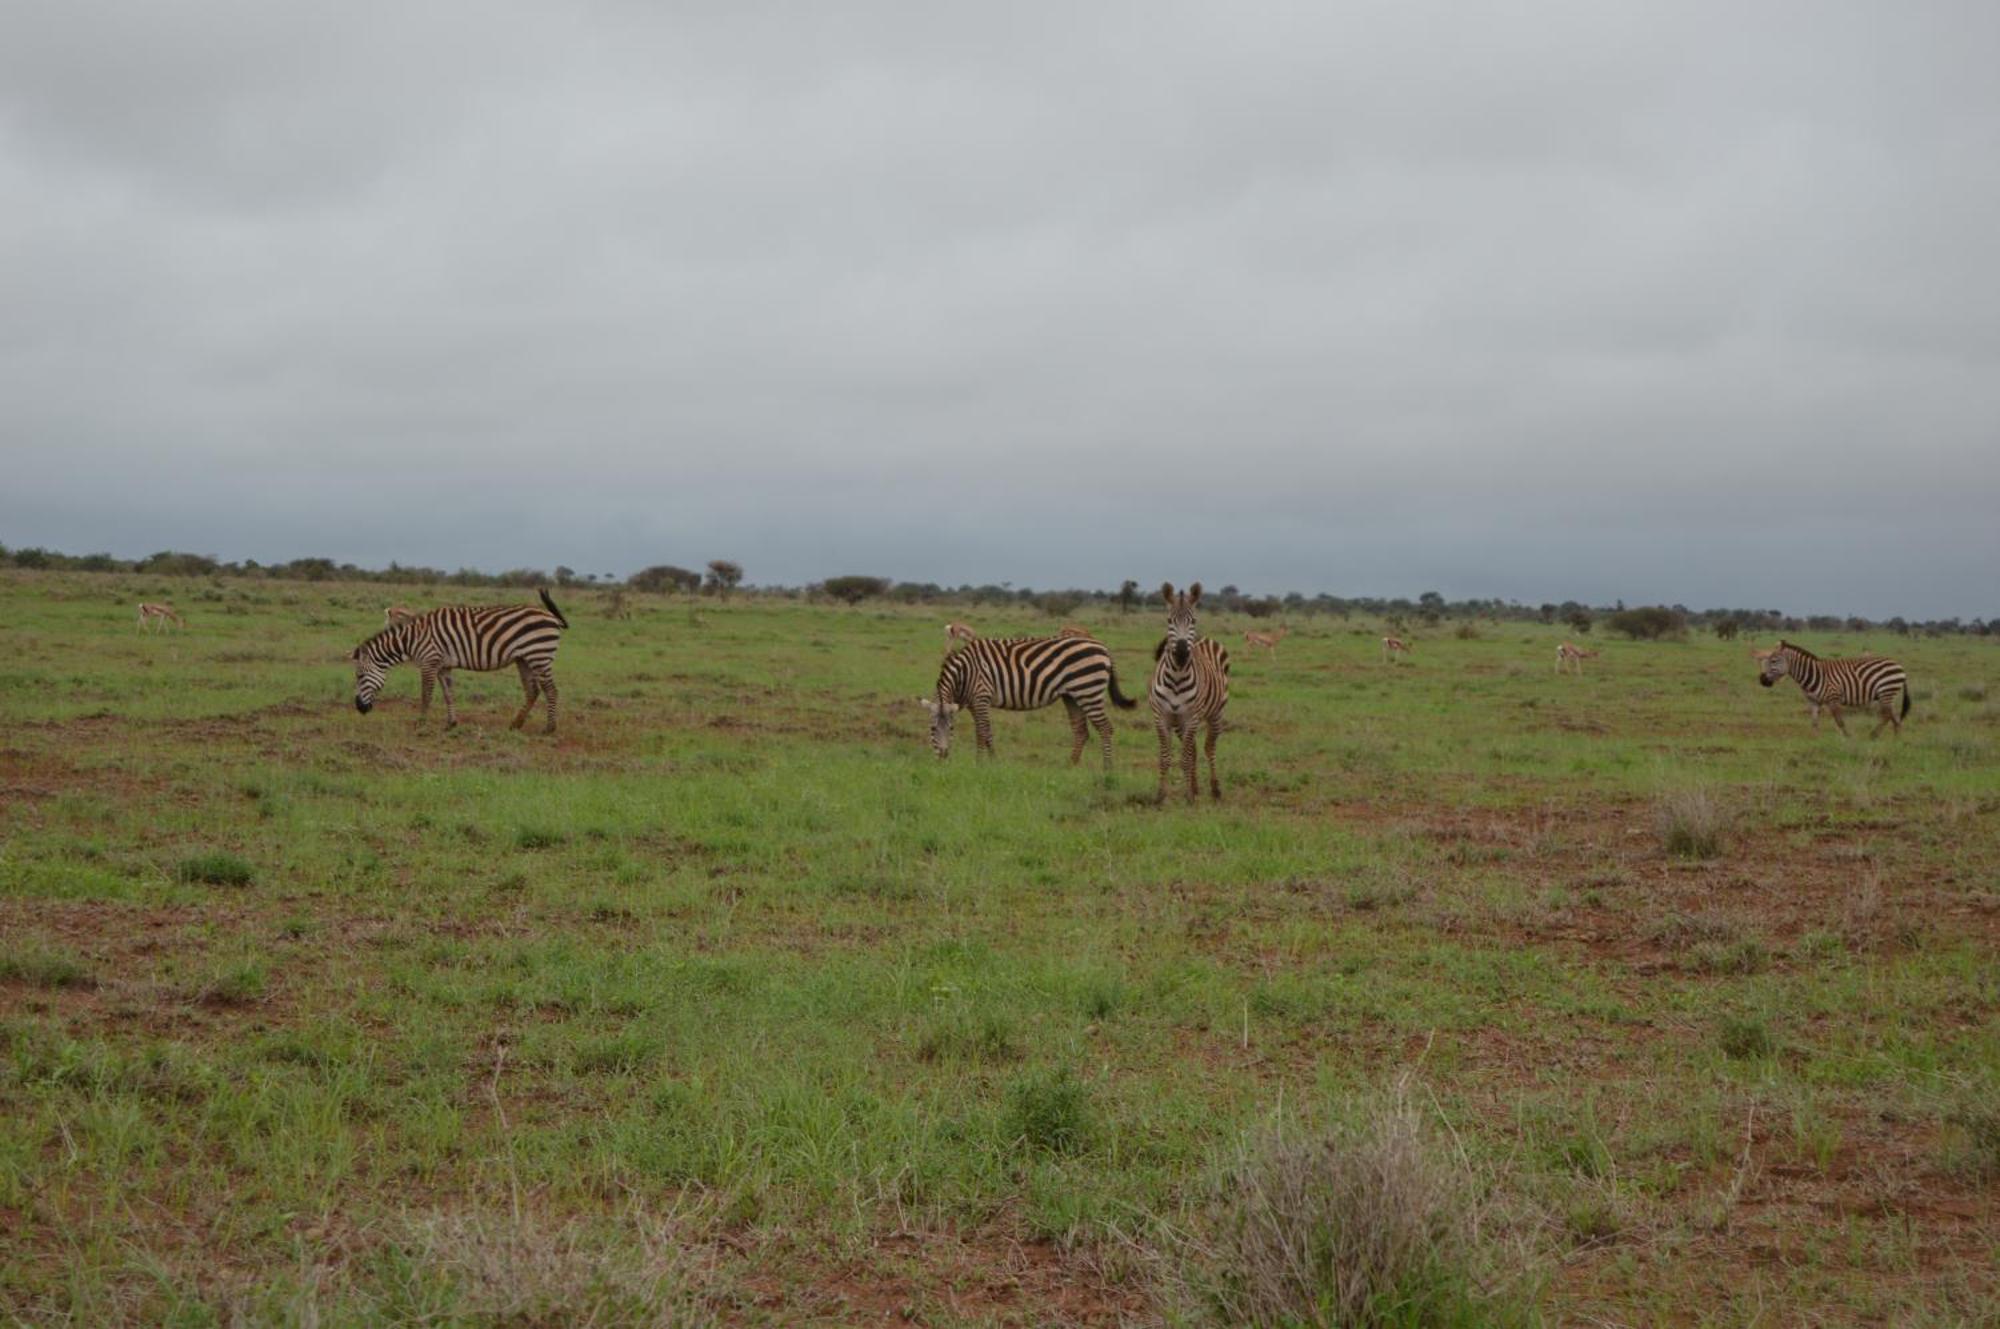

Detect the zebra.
[
  {"left": 1756, "top": 640, "right": 1909, "bottom": 737},
  {"left": 1151, "top": 582, "right": 1230, "bottom": 802},
  {"left": 350, "top": 589, "right": 570, "bottom": 732},
  {"left": 919, "top": 632, "right": 1138, "bottom": 774}
]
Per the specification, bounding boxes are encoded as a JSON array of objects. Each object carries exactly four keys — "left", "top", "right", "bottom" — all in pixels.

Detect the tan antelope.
[
  {"left": 1381, "top": 635, "right": 1411, "bottom": 664},
  {"left": 944, "top": 621, "right": 978, "bottom": 644},
  {"left": 136, "top": 603, "right": 184, "bottom": 631},
  {"left": 1243, "top": 625, "right": 1289, "bottom": 660},
  {"left": 1056, "top": 624, "right": 1097, "bottom": 639},
  {"left": 1555, "top": 641, "right": 1599, "bottom": 675},
  {"left": 385, "top": 605, "right": 422, "bottom": 624}
]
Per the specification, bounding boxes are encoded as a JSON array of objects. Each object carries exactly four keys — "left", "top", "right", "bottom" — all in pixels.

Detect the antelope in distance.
[
  {"left": 1556, "top": 641, "right": 1599, "bottom": 675},
  {"left": 1755, "top": 641, "right": 1910, "bottom": 738},
  {"left": 944, "top": 621, "right": 978, "bottom": 644},
  {"left": 385, "top": 606, "right": 422, "bottom": 624},
  {"left": 1381, "top": 635, "right": 1411, "bottom": 664},
  {"left": 136, "top": 603, "right": 184, "bottom": 631},
  {"left": 1243, "top": 626, "right": 1289, "bottom": 660},
  {"left": 1151, "top": 582, "right": 1230, "bottom": 803}
]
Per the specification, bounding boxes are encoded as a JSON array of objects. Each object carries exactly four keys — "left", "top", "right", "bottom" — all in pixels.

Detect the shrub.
[
  {"left": 628, "top": 565, "right": 701, "bottom": 595},
  {"left": 1004, "top": 1066, "right": 1094, "bottom": 1155},
  {"left": 1454, "top": 622, "right": 1481, "bottom": 640},
  {"left": 1713, "top": 617, "right": 1742, "bottom": 641},
  {"left": 703, "top": 560, "right": 743, "bottom": 596},
  {"left": 515, "top": 827, "right": 567, "bottom": 851},
  {"left": 1607, "top": 606, "right": 1687, "bottom": 640},
  {"left": 176, "top": 852, "right": 254, "bottom": 886},
  {"left": 821, "top": 575, "right": 890, "bottom": 606},
  {"left": 1172, "top": 1087, "right": 1528, "bottom": 1327},
  {"left": 1563, "top": 610, "right": 1593, "bottom": 635},
  {"left": 1655, "top": 787, "right": 1728, "bottom": 859}
]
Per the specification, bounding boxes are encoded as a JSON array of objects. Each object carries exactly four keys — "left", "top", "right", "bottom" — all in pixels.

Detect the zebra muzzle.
[{"left": 355, "top": 697, "right": 374, "bottom": 714}]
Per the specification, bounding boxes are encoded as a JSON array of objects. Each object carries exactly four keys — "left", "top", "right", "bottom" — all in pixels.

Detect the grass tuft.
[
  {"left": 1005, "top": 1066, "right": 1095, "bottom": 1155},
  {"left": 1718, "top": 1015, "right": 1774, "bottom": 1059},
  {"left": 175, "top": 851, "right": 254, "bottom": 886},
  {"left": 0, "top": 945, "right": 91, "bottom": 989},
  {"left": 1167, "top": 1085, "right": 1532, "bottom": 1327},
  {"left": 1654, "top": 787, "right": 1730, "bottom": 860},
  {"left": 514, "top": 827, "right": 568, "bottom": 851}
]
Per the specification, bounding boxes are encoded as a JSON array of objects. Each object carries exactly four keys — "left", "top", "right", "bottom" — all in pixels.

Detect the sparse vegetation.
[
  {"left": 174, "top": 851, "right": 254, "bottom": 886},
  {"left": 1655, "top": 786, "right": 1729, "bottom": 859},
  {"left": 0, "top": 570, "right": 1992, "bottom": 1324},
  {"left": 820, "top": 574, "right": 890, "bottom": 605}
]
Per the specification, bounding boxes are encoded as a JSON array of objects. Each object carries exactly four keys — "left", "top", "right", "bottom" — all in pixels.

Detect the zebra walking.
[
  {"left": 350, "top": 589, "right": 570, "bottom": 732},
  {"left": 920, "top": 633, "right": 1138, "bottom": 774},
  {"left": 1756, "top": 640, "right": 1909, "bottom": 737},
  {"left": 1151, "top": 582, "right": 1230, "bottom": 802}
]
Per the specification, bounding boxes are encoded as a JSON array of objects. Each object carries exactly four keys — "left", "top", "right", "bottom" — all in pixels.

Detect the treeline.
[{"left": 3, "top": 543, "right": 1991, "bottom": 637}]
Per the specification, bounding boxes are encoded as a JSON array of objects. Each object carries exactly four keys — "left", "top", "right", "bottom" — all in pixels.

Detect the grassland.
[{"left": 1, "top": 571, "right": 1995, "bottom": 1326}]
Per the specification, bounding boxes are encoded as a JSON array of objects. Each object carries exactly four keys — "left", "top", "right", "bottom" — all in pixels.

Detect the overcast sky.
[{"left": 2, "top": 2, "right": 1995, "bottom": 617}]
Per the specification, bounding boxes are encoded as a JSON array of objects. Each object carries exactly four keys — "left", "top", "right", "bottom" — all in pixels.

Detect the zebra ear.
[
  {"left": 1160, "top": 582, "right": 1175, "bottom": 604},
  {"left": 1188, "top": 582, "right": 1203, "bottom": 604}
]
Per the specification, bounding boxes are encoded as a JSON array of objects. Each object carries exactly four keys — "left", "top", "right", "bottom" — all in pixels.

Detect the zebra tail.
[
  {"left": 1902, "top": 688, "right": 1911, "bottom": 719},
  {"left": 1107, "top": 663, "right": 1138, "bottom": 710},
  {"left": 539, "top": 588, "right": 569, "bottom": 629}
]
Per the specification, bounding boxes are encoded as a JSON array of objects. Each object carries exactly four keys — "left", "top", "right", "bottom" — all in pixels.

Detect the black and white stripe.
[
  {"left": 1758, "top": 639, "right": 1909, "bottom": 737},
  {"left": 1151, "top": 582, "right": 1230, "bottom": 802},
  {"left": 350, "top": 589, "right": 570, "bottom": 732},
  {"left": 922, "top": 633, "right": 1138, "bottom": 773}
]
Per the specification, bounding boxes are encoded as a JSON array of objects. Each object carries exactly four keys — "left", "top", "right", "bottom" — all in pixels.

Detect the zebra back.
[{"left": 936, "top": 635, "right": 1117, "bottom": 710}]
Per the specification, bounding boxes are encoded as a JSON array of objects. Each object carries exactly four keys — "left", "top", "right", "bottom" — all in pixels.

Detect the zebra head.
[
  {"left": 1756, "top": 643, "right": 1791, "bottom": 688},
  {"left": 917, "top": 696, "right": 961, "bottom": 757},
  {"left": 1161, "top": 581, "right": 1202, "bottom": 667},
  {"left": 350, "top": 621, "right": 410, "bottom": 714}
]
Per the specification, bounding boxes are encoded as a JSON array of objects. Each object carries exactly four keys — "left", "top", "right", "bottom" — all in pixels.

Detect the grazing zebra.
[
  {"left": 1243, "top": 626, "right": 1288, "bottom": 659},
  {"left": 1555, "top": 641, "right": 1598, "bottom": 674},
  {"left": 136, "top": 602, "right": 184, "bottom": 631},
  {"left": 1756, "top": 640, "right": 1909, "bottom": 737},
  {"left": 350, "top": 589, "right": 570, "bottom": 732},
  {"left": 1382, "top": 635, "right": 1411, "bottom": 663},
  {"left": 920, "top": 632, "right": 1138, "bottom": 774},
  {"left": 1151, "top": 582, "right": 1230, "bottom": 802}
]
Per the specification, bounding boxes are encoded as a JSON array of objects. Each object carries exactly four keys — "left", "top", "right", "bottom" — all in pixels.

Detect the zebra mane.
[
  {"left": 1779, "top": 639, "right": 1818, "bottom": 660},
  {"left": 356, "top": 619, "right": 417, "bottom": 658}
]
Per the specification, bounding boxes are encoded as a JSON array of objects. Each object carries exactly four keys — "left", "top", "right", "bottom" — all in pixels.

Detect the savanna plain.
[{"left": 1, "top": 572, "right": 1996, "bottom": 1326}]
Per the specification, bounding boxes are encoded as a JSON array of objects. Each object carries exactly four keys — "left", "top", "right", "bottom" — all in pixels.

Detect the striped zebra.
[
  {"left": 350, "top": 589, "right": 570, "bottom": 732},
  {"left": 920, "top": 633, "right": 1138, "bottom": 774},
  {"left": 1756, "top": 640, "right": 1909, "bottom": 737},
  {"left": 1151, "top": 582, "right": 1230, "bottom": 802}
]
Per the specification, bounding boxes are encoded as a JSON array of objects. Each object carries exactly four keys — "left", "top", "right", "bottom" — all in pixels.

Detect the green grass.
[{"left": 1, "top": 570, "right": 1996, "bottom": 1324}]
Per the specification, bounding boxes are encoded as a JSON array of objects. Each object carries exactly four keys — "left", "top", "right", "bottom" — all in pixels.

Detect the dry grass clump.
[
  {"left": 1654, "top": 787, "right": 1731, "bottom": 860},
  {"left": 1165, "top": 1086, "right": 1534, "bottom": 1327}
]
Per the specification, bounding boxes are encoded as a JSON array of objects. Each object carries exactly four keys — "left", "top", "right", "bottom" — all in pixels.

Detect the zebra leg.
[
  {"left": 1154, "top": 714, "right": 1173, "bottom": 803},
  {"left": 973, "top": 697, "right": 994, "bottom": 758},
  {"left": 1204, "top": 718, "right": 1222, "bottom": 800},
  {"left": 1825, "top": 702, "right": 1849, "bottom": 737},
  {"left": 510, "top": 661, "right": 538, "bottom": 730},
  {"left": 439, "top": 671, "right": 458, "bottom": 728},
  {"left": 1180, "top": 726, "right": 1199, "bottom": 802},
  {"left": 1085, "top": 702, "right": 1115, "bottom": 780},
  {"left": 419, "top": 668, "right": 435, "bottom": 721},
  {"left": 1871, "top": 700, "right": 1896, "bottom": 738},
  {"left": 539, "top": 671, "right": 558, "bottom": 733},
  {"left": 1062, "top": 697, "right": 1088, "bottom": 766}
]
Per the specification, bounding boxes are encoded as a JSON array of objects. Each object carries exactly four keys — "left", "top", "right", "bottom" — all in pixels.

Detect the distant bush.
[
  {"left": 1454, "top": 622, "right": 1482, "bottom": 640},
  {"left": 176, "top": 852, "right": 254, "bottom": 887},
  {"left": 1608, "top": 606, "right": 1687, "bottom": 640},
  {"left": 1564, "top": 609, "right": 1593, "bottom": 635},
  {"left": 821, "top": 575, "right": 890, "bottom": 606},
  {"left": 703, "top": 560, "right": 744, "bottom": 597},
  {"left": 629, "top": 565, "right": 701, "bottom": 595},
  {"left": 1170, "top": 1086, "right": 1529, "bottom": 1328},
  {"left": 1038, "top": 591, "right": 1084, "bottom": 618},
  {"left": 1713, "top": 617, "right": 1742, "bottom": 641}
]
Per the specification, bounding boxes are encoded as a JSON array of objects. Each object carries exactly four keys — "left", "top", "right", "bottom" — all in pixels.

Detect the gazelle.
[
  {"left": 1243, "top": 626, "right": 1289, "bottom": 660},
  {"left": 385, "top": 606, "right": 422, "bottom": 624},
  {"left": 1381, "top": 635, "right": 1411, "bottom": 664},
  {"left": 1555, "top": 641, "right": 1599, "bottom": 675},
  {"left": 944, "top": 622, "right": 978, "bottom": 644},
  {"left": 136, "top": 603, "right": 184, "bottom": 631}
]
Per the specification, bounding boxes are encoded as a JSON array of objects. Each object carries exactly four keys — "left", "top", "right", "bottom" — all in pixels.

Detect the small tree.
[
  {"left": 822, "top": 575, "right": 890, "bottom": 605},
  {"left": 1713, "top": 617, "right": 1741, "bottom": 641},
  {"left": 629, "top": 565, "right": 701, "bottom": 595},
  {"left": 1565, "top": 609, "right": 1594, "bottom": 636},
  {"left": 554, "top": 565, "right": 576, "bottom": 587},
  {"left": 1039, "top": 591, "right": 1084, "bottom": 618},
  {"left": 704, "top": 560, "right": 744, "bottom": 597},
  {"left": 1607, "top": 605, "right": 1687, "bottom": 640},
  {"left": 1119, "top": 579, "right": 1140, "bottom": 614}
]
